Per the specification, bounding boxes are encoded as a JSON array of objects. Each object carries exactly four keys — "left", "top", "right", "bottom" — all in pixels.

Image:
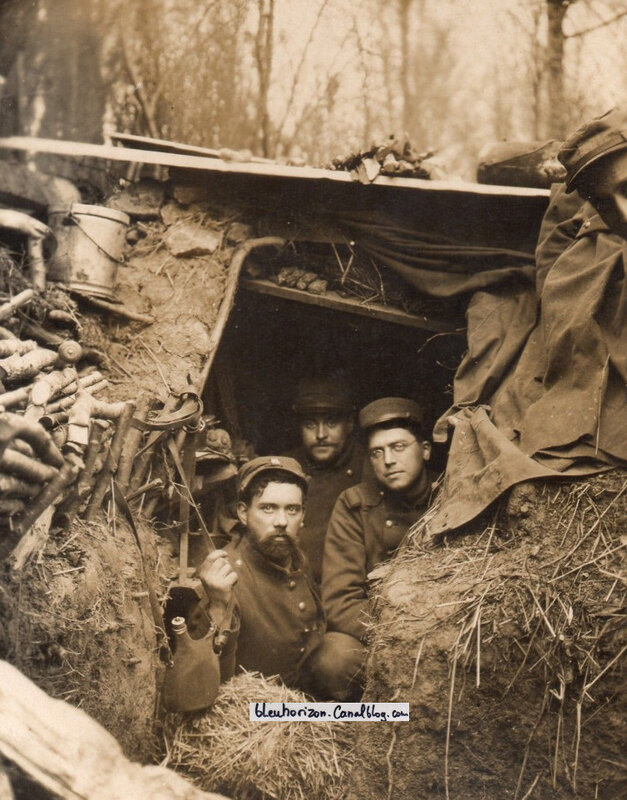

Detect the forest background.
[{"left": 0, "top": 0, "right": 626, "bottom": 179}]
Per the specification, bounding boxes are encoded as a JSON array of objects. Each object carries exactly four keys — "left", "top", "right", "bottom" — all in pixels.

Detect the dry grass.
[
  {"left": 371, "top": 473, "right": 626, "bottom": 798},
  {"left": 163, "top": 671, "right": 356, "bottom": 800}
]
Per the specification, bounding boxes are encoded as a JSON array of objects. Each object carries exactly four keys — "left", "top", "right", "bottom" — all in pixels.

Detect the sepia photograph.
[{"left": 0, "top": 1, "right": 625, "bottom": 798}]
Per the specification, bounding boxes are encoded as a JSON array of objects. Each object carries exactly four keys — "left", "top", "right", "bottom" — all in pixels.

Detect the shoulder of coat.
[{"left": 342, "top": 481, "right": 381, "bottom": 510}]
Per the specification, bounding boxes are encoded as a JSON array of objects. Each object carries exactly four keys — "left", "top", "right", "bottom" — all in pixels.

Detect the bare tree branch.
[
  {"left": 275, "top": 0, "right": 331, "bottom": 141},
  {"left": 350, "top": 15, "right": 373, "bottom": 144},
  {"left": 565, "top": 9, "right": 627, "bottom": 37},
  {"left": 150, "top": 0, "right": 222, "bottom": 103},
  {"left": 281, "top": 27, "right": 355, "bottom": 153}
]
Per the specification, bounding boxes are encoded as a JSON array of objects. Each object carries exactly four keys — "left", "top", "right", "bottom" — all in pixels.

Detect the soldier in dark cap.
[
  {"left": 558, "top": 106, "right": 627, "bottom": 239},
  {"left": 321, "top": 397, "right": 435, "bottom": 648},
  {"left": 286, "top": 375, "right": 364, "bottom": 587},
  {"left": 190, "top": 456, "right": 362, "bottom": 700}
]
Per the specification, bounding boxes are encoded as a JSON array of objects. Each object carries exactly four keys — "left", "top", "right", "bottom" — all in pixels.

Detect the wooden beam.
[
  {"left": 0, "top": 136, "right": 550, "bottom": 199},
  {"left": 241, "top": 278, "right": 458, "bottom": 333}
]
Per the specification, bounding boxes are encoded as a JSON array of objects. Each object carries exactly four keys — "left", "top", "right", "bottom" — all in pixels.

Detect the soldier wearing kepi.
[
  {"left": 558, "top": 106, "right": 627, "bottom": 240},
  {"left": 286, "top": 375, "right": 364, "bottom": 588},
  {"left": 322, "top": 397, "right": 435, "bottom": 646},
  {"left": 194, "top": 456, "right": 325, "bottom": 691}
]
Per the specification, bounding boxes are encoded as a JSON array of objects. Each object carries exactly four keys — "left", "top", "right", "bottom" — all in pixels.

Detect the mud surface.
[{"left": 349, "top": 472, "right": 626, "bottom": 800}]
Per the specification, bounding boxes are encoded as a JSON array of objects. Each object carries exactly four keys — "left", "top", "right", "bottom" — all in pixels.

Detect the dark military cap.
[
  {"left": 292, "top": 376, "right": 353, "bottom": 415},
  {"left": 358, "top": 397, "right": 424, "bottom": 431},
  {"left": 237, "top": 455, "right": 309, "bottom": 497},
  {"left": 558, "top": 107, "right": 627, "bottom": 192}
]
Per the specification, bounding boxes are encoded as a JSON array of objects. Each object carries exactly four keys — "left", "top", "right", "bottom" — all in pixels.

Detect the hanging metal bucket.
[{"left": 47, "top": 203, "right": 130, "bottom": 300}]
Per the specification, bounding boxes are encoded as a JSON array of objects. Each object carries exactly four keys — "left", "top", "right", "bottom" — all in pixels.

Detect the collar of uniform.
[
  {"left": 575, "top": 204, "right": 611, "bottom": 239},
  {"left": 359, "top": 469, "right": 435, "bottom": 510},
  {"left": 356, "top": 473, "right": 387, "bottom": 507},
  {"left": 235, "top": 533, "right": 306, "bottom": 578}
]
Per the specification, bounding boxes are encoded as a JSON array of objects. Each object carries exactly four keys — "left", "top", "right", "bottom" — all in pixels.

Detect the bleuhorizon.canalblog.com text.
[{"left": 250, "top": 702, "right": 410, "bottom": 722}]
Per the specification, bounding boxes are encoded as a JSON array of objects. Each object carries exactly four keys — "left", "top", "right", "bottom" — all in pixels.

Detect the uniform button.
[
  {"left": 288, "top": 580, "right": 296, "bottom": 589},
  {"left": 380, "top": 490, "right": 384, "bottom": 496},
  {"left": 304, "top": 627, "right": 310, "bottom": 633},
  {"left": 235, "top": 559, "right": 243, "bottom": 566},
  {"left": 346, "top": 468, "right": 353, "bottom": 476},
  {"left": 583, "top": 220, "right": 591, "bottom": 228},
  {"left": 385, "top": 519, "right": 394, "bottom": 527},
  {"left": 299, "top": 647, "right": 305, "bottom": 653},
  {"left": 298, "top": 601, "right": 306, "bottom": 611}
]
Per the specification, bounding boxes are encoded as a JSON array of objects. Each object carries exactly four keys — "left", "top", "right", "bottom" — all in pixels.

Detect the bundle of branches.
[
  {"left": 0, "top": 260, "right": 141, "bottom": 562},
  {"left": 165, "top": 671, "right": 356, "bottom": 800},
  {"left": 327, "top": 136, "right": 434, "bottom": 184}
]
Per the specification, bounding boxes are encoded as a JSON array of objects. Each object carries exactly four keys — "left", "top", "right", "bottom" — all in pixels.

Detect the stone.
[
  {"left": 105, "top": 179, "right": 166, "bottom": 219},
  {"left": 164, "top": 223, "right": 222, "bottom": 257},
  {"left": 160, "top": 201, "right": 194, "bottom": 227}
]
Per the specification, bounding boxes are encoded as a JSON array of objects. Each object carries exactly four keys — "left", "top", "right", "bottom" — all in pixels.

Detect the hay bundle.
[{"left": 165, "top": 672, "right": 356, "bottom": 800}]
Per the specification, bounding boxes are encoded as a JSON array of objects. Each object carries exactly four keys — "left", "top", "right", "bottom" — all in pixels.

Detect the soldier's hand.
[{"left": 196, "top": 549, "right": 237, "bottom": 606}]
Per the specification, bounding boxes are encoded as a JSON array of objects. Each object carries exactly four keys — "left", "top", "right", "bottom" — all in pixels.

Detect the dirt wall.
[{"left": 0, "top": 517, "right": 161, "bottom": 762}]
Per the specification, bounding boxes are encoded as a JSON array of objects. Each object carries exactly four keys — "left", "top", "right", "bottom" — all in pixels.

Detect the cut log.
[
  {"left": 0, "top": 660, "right": 230, "bottom": 800},
  {"left": 10, "top": 505, "right": 55, "bottom": 571}
]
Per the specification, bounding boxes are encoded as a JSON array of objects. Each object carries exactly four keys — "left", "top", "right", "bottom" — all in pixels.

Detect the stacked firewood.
[{"left": 0, "top": 283, "right": 138, "bottom": 550}]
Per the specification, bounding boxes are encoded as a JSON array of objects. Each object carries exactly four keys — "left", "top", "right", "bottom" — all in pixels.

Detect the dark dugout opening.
[{"left": 205, "top": 262, "right": 467, "bottom": 473}]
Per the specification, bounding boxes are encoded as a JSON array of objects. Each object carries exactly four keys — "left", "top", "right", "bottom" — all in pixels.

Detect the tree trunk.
[
  {"left": 399, "top": 0, "right": 412, "bottom": 134},
  {"left": 254, "top": 0, "right": 275, "bottom": 158},
  {"left": 545, "top": 0, "right": 571, "bottom": 139},
  {"left": 0, "top": 0, "right": 39, "bottom": 79},
  {"left": 0, "top": 0, "right": 106, "bottom": 141}
]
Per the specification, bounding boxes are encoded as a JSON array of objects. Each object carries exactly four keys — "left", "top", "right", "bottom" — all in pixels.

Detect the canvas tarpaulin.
[{"left": 340, "top": 184, "right": 626, "bottom": 534}]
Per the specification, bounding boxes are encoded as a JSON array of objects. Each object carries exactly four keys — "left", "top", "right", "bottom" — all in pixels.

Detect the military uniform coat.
[
  {"left": 321, "top": 475, "right": 434, "bottom": 643},
  {"left": 214, "top": 535, "right": 326, "bottom": 688},
  {"left": 286, "top": 438, "right": 364, "bottom": 587}
]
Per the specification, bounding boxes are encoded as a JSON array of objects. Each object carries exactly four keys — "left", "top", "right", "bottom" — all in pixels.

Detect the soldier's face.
[
  {"left": 238, "top": 482, "right": 304, "bottom": 565},
  {"left": 367, "top": 426, "right": 431, "bottom": 493},
  {"left": 299, "top": 413, "right": 353, "bottom": 466},
  {"left": 579, "top": 149, "right": 627, "bottom": 239}
]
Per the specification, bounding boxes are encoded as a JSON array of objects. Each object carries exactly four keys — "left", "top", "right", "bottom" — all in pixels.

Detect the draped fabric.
[{"left": 340, "top": 184, "right": 627, "bottom": 534}]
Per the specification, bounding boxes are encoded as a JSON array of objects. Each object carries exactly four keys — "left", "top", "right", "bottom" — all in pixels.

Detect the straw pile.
[
  {"left": 349, "top": 472, "right": 626, "bottom": 799},
  {"left": 165, "top": 672, "right": 356, "bottom": 800}
]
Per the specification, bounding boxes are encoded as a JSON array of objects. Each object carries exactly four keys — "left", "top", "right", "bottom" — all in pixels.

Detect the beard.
[{"left": 253, "top": 532, "right": 300, "bottom": 567}]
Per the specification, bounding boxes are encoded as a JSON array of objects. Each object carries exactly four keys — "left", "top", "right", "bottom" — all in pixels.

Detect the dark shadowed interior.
[{"left": 206, "top": 280, "right": 466, "bottom": 471}]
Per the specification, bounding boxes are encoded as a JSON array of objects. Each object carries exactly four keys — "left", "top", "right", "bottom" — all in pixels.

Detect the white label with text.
[{"left": 250, "top": 702, "right": 409, "bottom": 722}]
